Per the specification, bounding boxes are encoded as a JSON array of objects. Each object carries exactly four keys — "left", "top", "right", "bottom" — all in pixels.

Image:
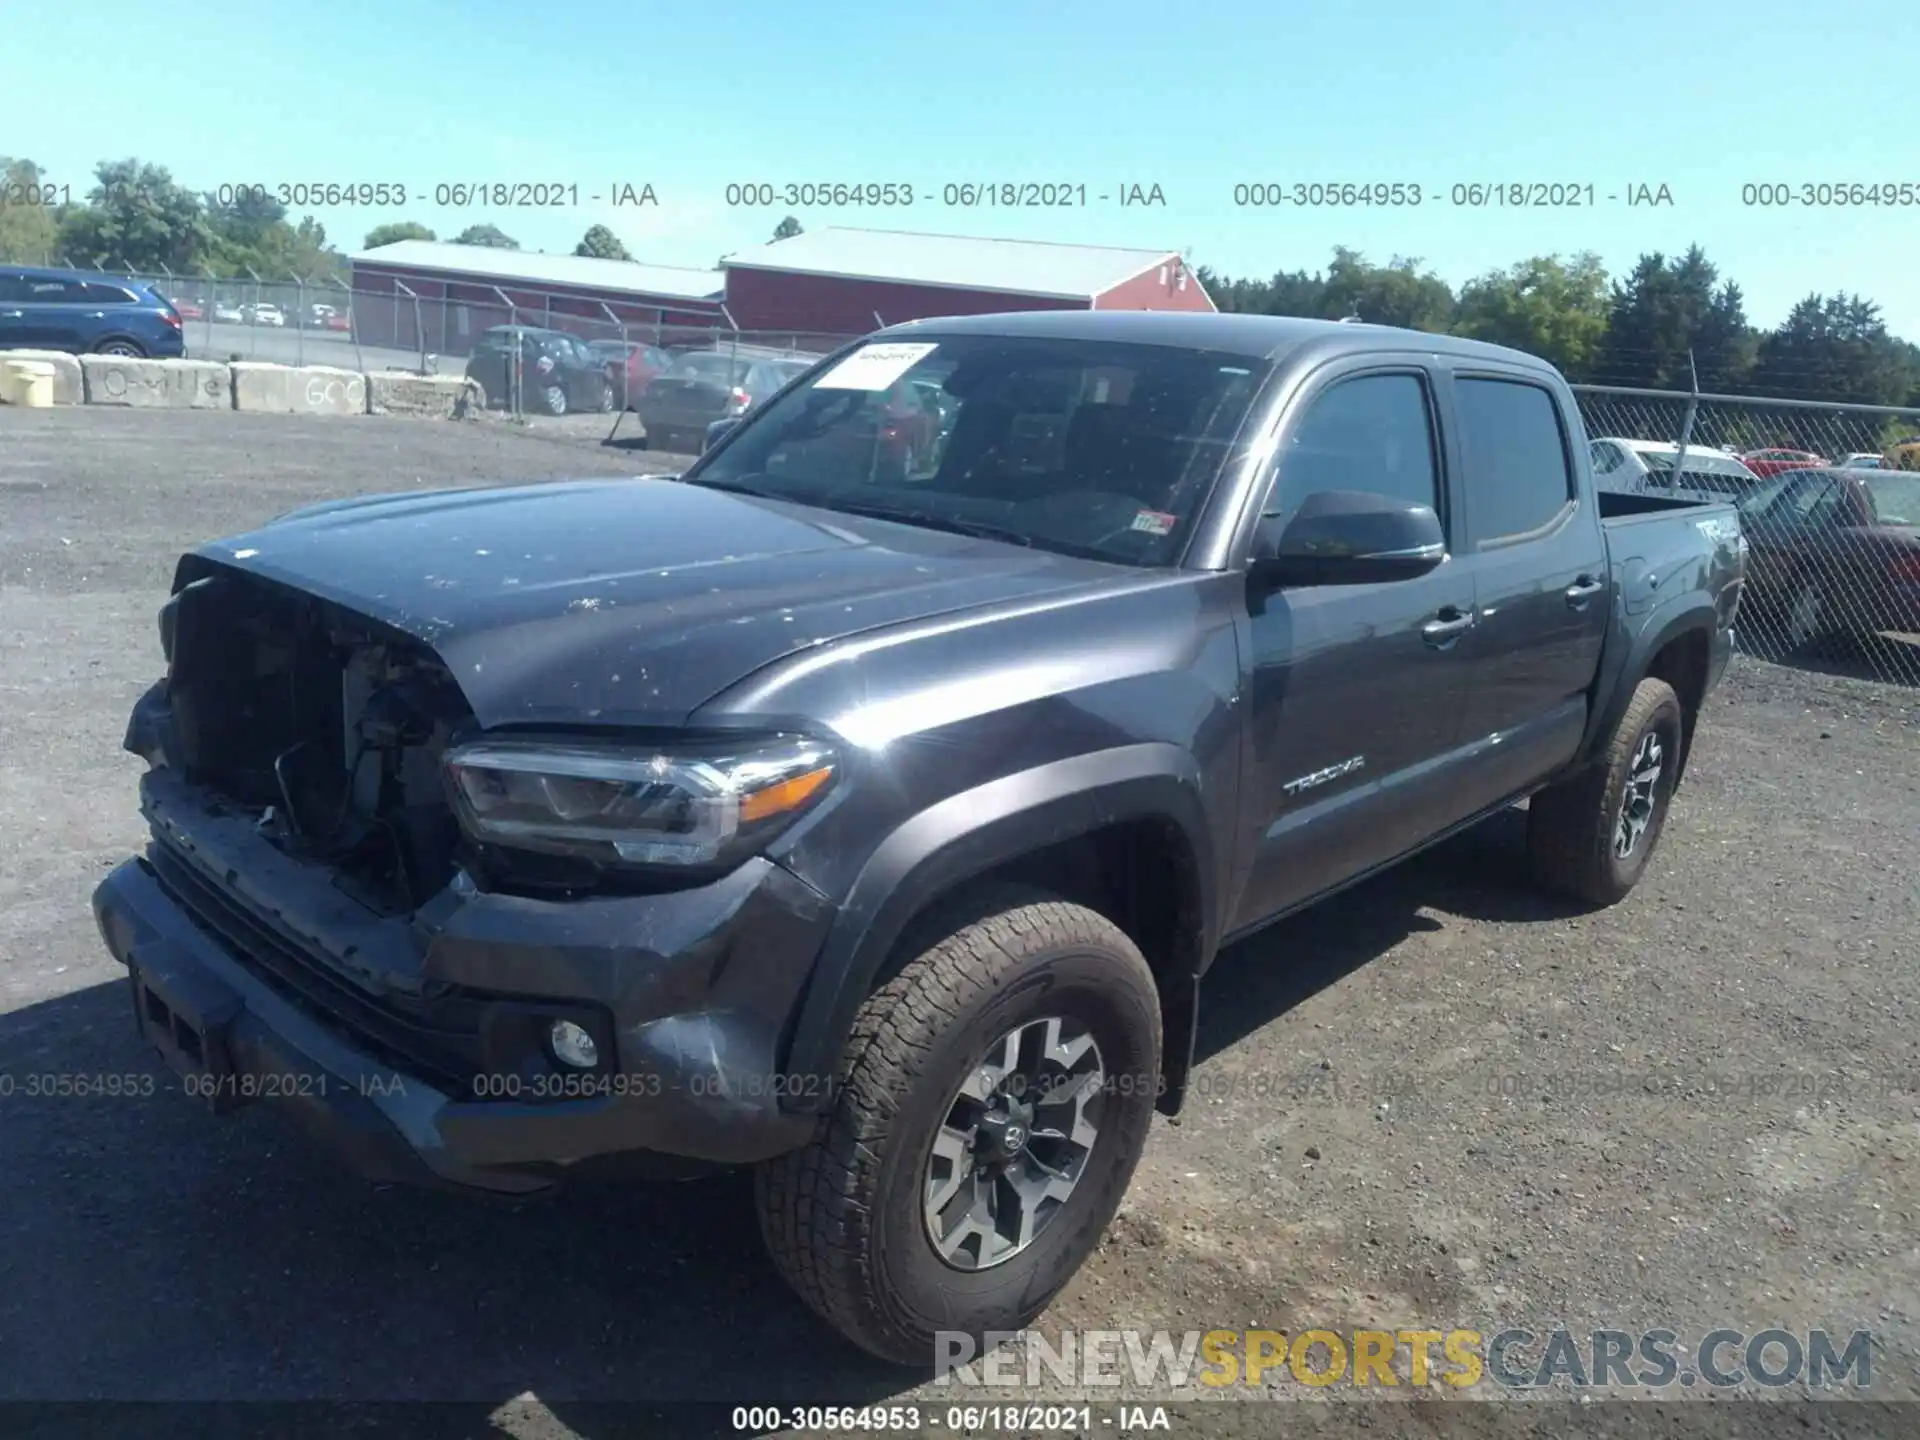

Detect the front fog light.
[{"left": 548, "top": 1019, "right": 600, "bottom": 1069}]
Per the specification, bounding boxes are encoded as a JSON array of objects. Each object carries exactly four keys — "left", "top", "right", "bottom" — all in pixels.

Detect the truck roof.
[{"left": 878, "top": 309, "right": 1555, "bottom": 370}]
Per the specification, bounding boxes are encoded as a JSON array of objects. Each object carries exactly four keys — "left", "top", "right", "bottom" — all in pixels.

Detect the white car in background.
[
  {"left": 211, "top": 301, "right": 245, "bottom": 324},
  {"left": 246, "top": 304, "right": 286, "bottom": 327},
  {"left": 1587, "top": 437, "right": 1764, "bottom": 502},
  {"left": 1838, "top": 452, "right": 1885, "bottom": 468}
]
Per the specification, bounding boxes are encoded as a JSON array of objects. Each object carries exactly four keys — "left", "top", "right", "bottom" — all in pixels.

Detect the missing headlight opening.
[{"left": 163, "top": 567, "right": 472, "bottom": 915}]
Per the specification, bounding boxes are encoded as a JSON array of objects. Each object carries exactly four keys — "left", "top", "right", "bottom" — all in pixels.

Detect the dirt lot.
[{"left": 1, "top": 407, "right": 1915, "bottom": 1433}]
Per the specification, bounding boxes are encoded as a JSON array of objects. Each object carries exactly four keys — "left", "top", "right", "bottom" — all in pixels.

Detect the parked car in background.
[
  {"left": 1735, "top": 466, "right": 1920, "bottom": 650},
  {"left": 170, "top": 297, "right": 203, "bottom": 321},
  {"left": 1838, "top": 453, "right": 1885, "bottom": 469},
  {"left": 641, "top": 351, "right": 811, "bottom": 452},
  {"left": 1588, "top": 438, "right": 1763, "bottom": 501},
  {"left": 211, "top": 301, "right": 245, "bottom": 324},
  {"left": 0, "top": 265, "right": 186, "bottom": 358},
  {"left": 246, "top": 304, "right": 286, "bottom": 328},
  {"left": 1740, "top": 447, "right": 1828, "bottom": 477},
  {"left": 464, "top": 325, "right": 616, "bottom": 416},
  {"left": 322, "top": 312, "right": 352, "bottom": 333},
  {"left": 585, "top": 339, "right": 675, "bottom": 409},
  {"left": 1884, "top": 437, "right": 1920, "bottom": 471}
]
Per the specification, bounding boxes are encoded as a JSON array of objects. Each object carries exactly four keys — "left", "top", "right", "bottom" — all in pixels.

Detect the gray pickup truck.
[{"left": 93, "top": 312, "right": 1744, "bottom": 1364}]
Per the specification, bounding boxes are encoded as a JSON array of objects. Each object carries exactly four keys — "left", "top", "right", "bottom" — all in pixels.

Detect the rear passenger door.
[
  {"left": 1443, "top": 368, "right": 1611, "bottom": 812},
  {"left": 0, "top": 271, "right": 27, "bottom": 346}
]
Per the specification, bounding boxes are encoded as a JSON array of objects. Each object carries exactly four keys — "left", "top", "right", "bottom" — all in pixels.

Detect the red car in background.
[
  {"left": 587, "top": 339, "right": 674, "bottom": 410},
  {"left": 1741, "top": 447, "right": 1829, "bottom": 477},
  {"left": 169, "top": 297, "right": 202, "bottom": 321}
]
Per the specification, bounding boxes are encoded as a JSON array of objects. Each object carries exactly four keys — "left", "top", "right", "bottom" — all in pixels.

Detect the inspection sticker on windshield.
[
  {"left": 813, "top": 342, "right": 939, "bottom": 390},
  {"left": 1130, "top": 509, "right": 1177, "bottom": 536}
]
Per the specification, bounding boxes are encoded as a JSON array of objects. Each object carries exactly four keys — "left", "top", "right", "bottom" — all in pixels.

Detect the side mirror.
[
  {"left": 1252, "top": 489, "right": 1446, "bottom": 586},
  {"left": 704, "top": 417, "right": 742, "bottom": 452}
]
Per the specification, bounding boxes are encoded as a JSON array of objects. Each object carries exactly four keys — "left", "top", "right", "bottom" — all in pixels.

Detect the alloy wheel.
[
  {"left": 1613, "top": 729, "right": 1665, "bottom": 859},
  {"left": 1784, "top": 579, "right": 1823, "bottom": 650},
  {"left": 922, "top": 1015, "right": 1105, "bottom": 1271}
]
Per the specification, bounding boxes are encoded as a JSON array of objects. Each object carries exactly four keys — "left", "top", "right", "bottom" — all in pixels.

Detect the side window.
[
  {"left": 23, "top": 276, "right": 83, "bottom": 302},
  {"left": 1589, "top": 441, "right": 1622, "bottom": 475},
  {"left": 1454, "top": 377, "right": 1575, "bottom": 545},
  {"left": 1265, "top": 372, "right": 1441, "bottom": 531},
  {"left": 81, "top": 283, "right": 135, "bottom": 304}
]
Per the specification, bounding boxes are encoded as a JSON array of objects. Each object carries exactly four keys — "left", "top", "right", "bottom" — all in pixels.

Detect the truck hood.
[{"left": 185, "top": 477, "right": 1122, "bottom": 729}]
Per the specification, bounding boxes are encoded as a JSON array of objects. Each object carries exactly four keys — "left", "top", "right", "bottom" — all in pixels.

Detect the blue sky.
[{"left": 12, "top": 0, "right": 1920, "bottom": 334}]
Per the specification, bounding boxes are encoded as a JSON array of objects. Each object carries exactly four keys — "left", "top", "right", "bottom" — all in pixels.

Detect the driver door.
[{"left": 1232, "top": 362, "right": 1478, "bottom": 930}]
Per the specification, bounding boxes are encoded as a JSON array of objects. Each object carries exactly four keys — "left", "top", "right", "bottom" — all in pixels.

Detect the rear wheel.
[
  {"left": 596, "top": 381, "right": 615, "bottom": 413},
  {"left": 1526, "top": 677, "right": 1684, "bottom": 906},
  {"left": 95, "top": 338, "right": 146, "bottom": 358},
  {"left": 756, "top": 888, "right": 1162, "bottom": 1365},
  {"left": 1780, "top": 573, "right": 1830, "bottom": 653}
]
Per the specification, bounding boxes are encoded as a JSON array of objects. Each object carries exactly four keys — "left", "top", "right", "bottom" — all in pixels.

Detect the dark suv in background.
[
  {"left": 463, "top": 326, "right": 616, "bottom": 415},
  {"left": 0, "top": 266, "right": 186, "bottom": 358}
]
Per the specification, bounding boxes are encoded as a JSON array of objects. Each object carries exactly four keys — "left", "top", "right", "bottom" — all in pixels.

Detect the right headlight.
[{"left": 443, "top": 734, "right": 836, "bottom": 869}]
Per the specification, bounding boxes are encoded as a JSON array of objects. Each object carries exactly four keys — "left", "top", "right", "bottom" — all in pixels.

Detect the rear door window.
[{"left": 1453, "top": 377, "right": 1576, "bottom": 545}]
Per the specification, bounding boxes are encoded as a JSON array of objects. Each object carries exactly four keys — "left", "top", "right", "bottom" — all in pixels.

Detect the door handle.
[
  {"left": 1565, "top": 575, "right": 1605, "bottom": 607},
  {"left": 0, "top": 310, "right": 22, "bottom": 318},
  {"left": 1421, "top": 608, "right": 1475, "bottom": 647}
]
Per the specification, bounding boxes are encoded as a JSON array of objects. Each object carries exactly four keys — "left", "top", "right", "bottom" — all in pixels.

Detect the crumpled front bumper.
[{"left": 92, "top": 772, "right": 837, "bottom": 1194}]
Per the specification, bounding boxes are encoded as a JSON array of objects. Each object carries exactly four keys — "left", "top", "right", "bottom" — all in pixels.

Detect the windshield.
[
  {"left": 1863, "top": 473, "right": 1920, "bottom": 525},
  {"left": 670, "top": 353, "right": 750, "bottom": 383},
  {"left": 686, "top": 334, "right": 1270, "bottom": 565}
]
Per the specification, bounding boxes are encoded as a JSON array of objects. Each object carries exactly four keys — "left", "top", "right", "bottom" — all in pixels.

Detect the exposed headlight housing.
[{"left": 442, "top": 734, "right": 836, "bottom": 868}]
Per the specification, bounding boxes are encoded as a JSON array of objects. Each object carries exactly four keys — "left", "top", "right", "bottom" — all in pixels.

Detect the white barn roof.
[
  {"left": 349, "top": 240, "right": 725, "bottom": 301},
  {"left": 720, "top": 227, "right": 1185, "bottom": 301}
]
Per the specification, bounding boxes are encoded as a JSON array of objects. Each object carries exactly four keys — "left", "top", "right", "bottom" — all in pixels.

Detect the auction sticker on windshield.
[{"left": 813, "top": 342, "right": 940, "bottom": 390}]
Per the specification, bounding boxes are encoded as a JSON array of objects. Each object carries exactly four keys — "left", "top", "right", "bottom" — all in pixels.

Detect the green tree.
[
  {"left": 772, "top": 215, "right": 803, "bottom": 241},
  {"left": 363, "top": 221, "right": 436, "bottom": 248},
  {"left": 1751, "top": 294, "right": 1920, "bottom": 406},
  {"left": 54, "top": 158, "right": 212, "bottom": 271},
  {"left": 573, "top": 223, "right": 631, "bottom": 260},
  {"left": 1452, "top": 253, "right": 1612, "bottom": 379},
  {"left": 452, "top": 223, "right": 518, "bottom": 249},
  {"left": 1320, "top": 248, "right": 1454, "bottom": 331},
  {"left": 0, "top": 157, "right": 59, "bottom": 263},
  {"left": 1593, "top": 247, "right": 1754, "bottom": 391}
]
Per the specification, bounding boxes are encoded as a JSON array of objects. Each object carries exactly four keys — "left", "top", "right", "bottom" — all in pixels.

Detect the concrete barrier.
[
  {"left": 366, "top": 371, "right": 482, "bottom": 420},
  {"left": 1, "top": 360, "right": 57, "bottom": 407},
  {"left": 81, "top": 355, "right": 233, "bottom": 409},
  {"left": 0, "top": 349, "right": 82, "bottom": 405},
  {"left": 230, "top": 363, "right": 369, "bottom": 416}
]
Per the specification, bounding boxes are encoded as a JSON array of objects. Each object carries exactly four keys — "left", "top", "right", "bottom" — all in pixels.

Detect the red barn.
[
  {"left": 719, "top": 227, "right": 1216, "bottom": 334},
  {"left": 348, "top": 240, "right": 727, "bottom": 356}
]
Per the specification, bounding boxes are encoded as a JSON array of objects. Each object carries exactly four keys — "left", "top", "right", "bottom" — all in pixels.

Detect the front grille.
[{"left": 145, "top": 840, "right": 486, "bottom": 1094}]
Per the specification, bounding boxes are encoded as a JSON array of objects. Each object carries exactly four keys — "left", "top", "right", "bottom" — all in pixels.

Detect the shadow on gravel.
[
  {"left": 3, "top": 810, "right": 1580, "bottom": 1427},
  {"left": 1195, "top": 806, "right": 1586, "bottom": 1066},
  {"left": 0, "top": 987, "right": 912, "bottom": 1425}
]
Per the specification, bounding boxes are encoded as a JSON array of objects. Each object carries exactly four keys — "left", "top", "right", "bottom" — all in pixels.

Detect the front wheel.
[
  {"left": 539, "top": 383, "right": 568, "bottom": 417},
  {"left": 1526, "top": 676, "right": 1684, "bottom": 906},
  {"left": 756, "top": 888, "right": 1162, "bottom": 1365}
]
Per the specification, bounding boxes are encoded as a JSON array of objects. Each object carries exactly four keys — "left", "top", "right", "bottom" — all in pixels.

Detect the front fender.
[{"left": 777, "top": 742, "right": 1217, "bottom": 1112}]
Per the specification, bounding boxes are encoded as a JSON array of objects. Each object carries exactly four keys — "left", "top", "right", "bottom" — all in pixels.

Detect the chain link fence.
[{"left": 1575, "top": 385, "right": 1920, "bottom": 688}]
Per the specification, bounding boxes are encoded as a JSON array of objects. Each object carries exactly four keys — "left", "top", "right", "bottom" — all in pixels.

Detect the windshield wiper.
[
  {"left": 684, "top": 476, "right": 790, "bottom": 502},
  {"left": 813, "top": 498, "right": 1035, "bottom": 548}
]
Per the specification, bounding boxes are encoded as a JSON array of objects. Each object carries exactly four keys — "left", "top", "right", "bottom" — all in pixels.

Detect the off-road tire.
[
  {"left": 1526, "top": 676, "right": 1684, "bottom": 906},
  {"left": 755, "top": 887, "right": 1161, "bottom": 1366}
]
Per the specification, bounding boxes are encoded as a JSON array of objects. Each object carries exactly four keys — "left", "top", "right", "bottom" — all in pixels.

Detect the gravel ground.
[{"left": 1, "top": 407, "right": 1915, "bottom": 1436}]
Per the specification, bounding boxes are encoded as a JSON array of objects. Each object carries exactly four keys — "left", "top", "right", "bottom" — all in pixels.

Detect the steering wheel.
[{"left": 1016, "top": 489, "right": 1162, "bottom": 548}]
